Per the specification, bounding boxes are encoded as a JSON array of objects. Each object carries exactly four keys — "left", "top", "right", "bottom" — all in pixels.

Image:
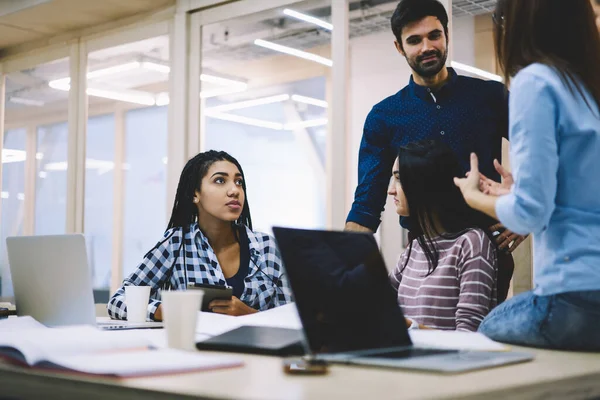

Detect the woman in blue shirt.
[
  {"left": 108, "top": 150, "right": 292, "bottom": 321},
  {"left": 454, "top": 0, "right": 600, "bottom": 350}
]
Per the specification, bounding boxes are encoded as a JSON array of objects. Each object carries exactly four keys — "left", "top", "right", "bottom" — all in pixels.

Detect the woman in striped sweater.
[{"left": 388, "top": 140, "right": 498, "bottom": 331}]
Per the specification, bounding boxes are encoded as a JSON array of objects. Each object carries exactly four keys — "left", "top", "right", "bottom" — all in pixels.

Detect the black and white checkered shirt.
[{"left": 107, "top": 222, "right": 292, "bottom": 321}]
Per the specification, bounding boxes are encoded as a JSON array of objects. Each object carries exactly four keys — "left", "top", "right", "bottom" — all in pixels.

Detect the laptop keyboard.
[{"left": 360, "top": 348, "right": 457, "bottom": 359}]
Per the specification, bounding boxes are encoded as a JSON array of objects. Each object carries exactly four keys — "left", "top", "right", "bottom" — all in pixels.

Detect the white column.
[
  {"left": 66, "top": 41, "right": 88, "bottom": 233},
  {"left": 440, "top": 0, "right": 453, "bottom": 64},
  {"left": 187, "top": 13, "right": 202, "bottom": 159},
  {"left": 110, "top": 107, "right": 126, "bottom": 293},
  {"left": 24, "top": 125, "right": 36, "bottom": 235},
  {"left": 167, "top": 11, "right": 190, "bottom": 219},
  {"left": 328, "top": 0, "right": 350, "bottom": 230},
  {"left": 0, "top": 70, "right": 4, "bottom": 229}
]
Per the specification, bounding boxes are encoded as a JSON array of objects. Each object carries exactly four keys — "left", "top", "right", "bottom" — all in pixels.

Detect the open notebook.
[{"left": 0, "top": 317, "right": 243, "bottom": 377}]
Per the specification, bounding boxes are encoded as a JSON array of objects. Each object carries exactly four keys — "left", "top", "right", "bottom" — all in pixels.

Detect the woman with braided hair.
[{"left": 108, "top": 150, "right": 292, "bottom": 320}]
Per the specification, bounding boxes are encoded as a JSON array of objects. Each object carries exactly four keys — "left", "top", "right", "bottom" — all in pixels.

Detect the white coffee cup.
[
  {"left": 161, "top": 290, "right": 204, "bottom": 351},
  {"left": 125, "top": 286, "right": 151, "bottom": 323}
]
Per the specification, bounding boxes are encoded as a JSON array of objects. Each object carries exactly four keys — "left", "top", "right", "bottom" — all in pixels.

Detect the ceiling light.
[
  {"left": 200, "top": 74, "right": 247, "bottom": 88},
  {"left": 155, "top": 92, "right": 170, "bottom": 106},
  {"left": 291, "top": 94, "right": 328, "bottom": 108},
  {"left": 1, "top": 149, "right": 26, "bottom": 164},
  {"left": 141, "top": 61, "right": 171, "bottom": 74},
  {"left": 86, "top": 88, "right": 156, "bottom": 106},
  {"left": 207, "top": 94, "right": 290, "bottom": 113},
  {"left": 200, "top": 86, "right": 248, "bottom": 99},
  {"left": 205, "top": 111, "right": 284, "bottom": 130},
  {"left": 284, "top": 118, "right": 328, "bottom": 130},
  {"left": 88, "top": 62, "right": 141, "bottom": 79},
  {"left": 450, "top": 61, "right": 503, "bottom": 82},
  {"left": 1, "top": 191, "right": 8, "bottom": 199},
  {"left": 283, "top": 9, "right": 333, "bottom": 31},
  {"left": 9, "top": 97, "right": 45, "bottom": 107},
  {"left": 17, "top": 193, "right": 25, "bottom": 201},
  {"left": 254, "top": 39, "right": 333, "bottom": 67}
]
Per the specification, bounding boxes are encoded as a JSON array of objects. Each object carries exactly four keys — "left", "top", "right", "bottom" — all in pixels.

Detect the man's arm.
[{"left": 346, "top": 107, "right": 394, "bottom": 232}]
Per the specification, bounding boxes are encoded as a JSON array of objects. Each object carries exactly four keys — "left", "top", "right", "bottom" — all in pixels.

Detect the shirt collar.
[
  {"left": 191, "top": 221, "right": 261, "bottom": 274},
  {"left": 409, "top": 67, "right": 458, "bottom": 101}
]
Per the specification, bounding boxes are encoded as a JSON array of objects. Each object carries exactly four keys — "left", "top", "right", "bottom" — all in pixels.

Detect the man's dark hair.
[{"left": 391, "top": 0, "right": 449, "bottom": 48}]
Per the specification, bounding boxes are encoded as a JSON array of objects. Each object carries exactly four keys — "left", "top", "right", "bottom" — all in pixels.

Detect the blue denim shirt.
[
  {"left": 495, "top": 63, "right": 600, "bottom": 296},
  {"left": 348, "top": 68, "right": 508, "bottom": 230}
]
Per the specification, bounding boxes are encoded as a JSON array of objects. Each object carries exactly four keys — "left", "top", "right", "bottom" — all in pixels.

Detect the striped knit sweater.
[{"left": 390, "top": 228, "right": 498, "bottom": 332}]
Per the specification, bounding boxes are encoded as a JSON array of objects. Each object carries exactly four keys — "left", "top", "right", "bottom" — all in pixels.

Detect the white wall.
[
  {"left": 452, "top": 16, "right": 475, "bottom": 65},
  {"left": 347, "top": 15, "right": 476, "bottom": 272}
]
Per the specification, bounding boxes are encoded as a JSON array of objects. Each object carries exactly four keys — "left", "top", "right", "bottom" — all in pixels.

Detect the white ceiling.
[{"left": 0, "top": 0, "right": 174, "bottom": 51}]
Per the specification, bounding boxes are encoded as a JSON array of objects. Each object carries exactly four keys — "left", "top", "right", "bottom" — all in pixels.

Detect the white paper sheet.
[
  {"left": 195, "top": 303, "right": 302, "bottom": 340},
  {"left": 409, "top": 330, "right": 509, "bottom": 352},
  {"left": 45, "top": 348, "right": 243, "bottom": 377}
]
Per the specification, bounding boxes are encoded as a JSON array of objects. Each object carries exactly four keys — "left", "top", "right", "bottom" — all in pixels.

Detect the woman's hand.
[
  {"left": 454, "top": 153, "right": 484, "bottom": 206},
  {"left": 479, "top": 159, "right": 514, "bottom": 196},
  {"left": 209, "top": 297, "right": 258, "bottom": 316}
]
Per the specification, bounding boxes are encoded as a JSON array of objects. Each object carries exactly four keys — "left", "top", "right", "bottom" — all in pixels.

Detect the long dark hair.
[
  {"left": 167, "top": 150, "right": 252, "bottom": 231},
  {"left": 493, "top": 0, "right": 600, "bottom": 111},
  {"left": 398, "top": 140, "right": 495, "bottom": 275}
]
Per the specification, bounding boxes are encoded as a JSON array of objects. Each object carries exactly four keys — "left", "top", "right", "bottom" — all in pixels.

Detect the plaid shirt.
[{"left": 107, "top": 222, "right": 292, "bottom": 321}]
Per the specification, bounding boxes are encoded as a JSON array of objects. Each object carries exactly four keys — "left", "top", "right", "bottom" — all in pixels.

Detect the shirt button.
[
  {"left": 427, "top": 88, "right": 431, "bottom": 92},
  {"left": 437, "top": 105, "right": 441, "bottom": 109},
  {"left": 440, "top": 131, "right": 445, "bottom": 135}
]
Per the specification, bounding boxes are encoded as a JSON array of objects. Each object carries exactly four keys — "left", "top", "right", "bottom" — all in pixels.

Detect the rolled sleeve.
[
  {"left": 347, "top": 106, "right": 394, "bottom": 230},
  {"left": 495, "top": 70, "right": 558, "bottom": 235}
]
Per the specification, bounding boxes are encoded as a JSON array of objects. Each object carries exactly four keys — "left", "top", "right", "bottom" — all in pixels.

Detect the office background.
[{"left": 0, "top": 0, "right": 532, "bottom": 301}]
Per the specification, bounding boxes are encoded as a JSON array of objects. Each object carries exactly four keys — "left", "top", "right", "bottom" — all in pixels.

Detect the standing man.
[{"left": 345, "top": 0, "right": 525, "bottom": 300}]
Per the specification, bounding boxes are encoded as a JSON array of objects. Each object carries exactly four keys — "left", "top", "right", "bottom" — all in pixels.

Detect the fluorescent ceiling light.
[
  {"left": 450, "top": 61, "right": 503, "bottom": 82},
  {"left": 155, "top": 92, "right": 170, "bottom": 106},
  {"left": 283, "top": 8, "right": 333, "bottom": 31},
  {"left": 1, "top": 191, "right": 8, "bottom": 199},
  {"left": 17, "top": 193, "right": 25, "bottom": 201},
  {"left": 9, "top": 97, "right": 45, "bottom": 106},
  {"left": 86, "top": 88, "right": 156, "bottom": 106},
  {"left": 200, "top": 74, "right": 247, "bottom": 88},
  {"left": 254, "top": 39, "right": 333, "bottom": 67},
  {"left": 291, "top": 94, "right": 328, "bottom": 108},
  {"left": 140, "top": 61, "right": 170, "bottom": 74},
  {"left": 205, "top": 111, "right": 284, "bottom": 130},
  {"left": 88, "top": 62, "right": 141, "bottom": 79},
  {"left": 1, "top": 149, "right": 26, "bottom": 164},
  {"left": 284, "top": 118, "right": 328, "bottom": 130},
  {"left": 200, "top": 86, "right": 247, "bottom": 99},
  {"left": 208, "top": 94, "right": 290, "bottom": 113}
]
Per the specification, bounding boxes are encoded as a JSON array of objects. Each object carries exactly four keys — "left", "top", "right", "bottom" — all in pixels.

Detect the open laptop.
[
  {"left": 272, "top": 227, "right": 533, "bottom": 373},
  {"left": 6, "top": 234, "right": 162, "bottom": 330}
]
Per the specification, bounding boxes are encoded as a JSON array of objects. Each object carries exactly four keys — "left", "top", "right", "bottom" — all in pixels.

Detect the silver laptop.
[
  {"left": 272, "top": 227, "right": 534, "bottom": 373},
  {"left": 6, "top": 234, "right": 162, "bottom": 330}
]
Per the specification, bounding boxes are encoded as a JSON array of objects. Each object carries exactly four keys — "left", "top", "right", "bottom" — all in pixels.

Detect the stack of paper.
[{"left": 409, "top": 330, "right": 509, "bottom": 352}]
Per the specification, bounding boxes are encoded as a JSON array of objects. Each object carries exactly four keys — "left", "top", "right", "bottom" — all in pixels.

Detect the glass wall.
[
  {"left": 0, "top": 129, "right": 26, "bottom": 296},
  {"left": 200, "top": 1, "right": 331, "bottom": 233},
  {"left": 1, "top": 57, "right": 70, "bottom": 295},
  {"left": 122, "top": 105, "right": 168, "bottom": 278},
  {"left": 86, "top": 35, "right": 170, "bottom": 282},
  {"left": 85, "top": 114, "right": 115, "bottom": 288}
]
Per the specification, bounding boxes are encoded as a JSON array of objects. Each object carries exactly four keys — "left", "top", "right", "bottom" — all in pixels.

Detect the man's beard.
[{"left": 406, "top": 49, "right": 448, "bottom": 78}]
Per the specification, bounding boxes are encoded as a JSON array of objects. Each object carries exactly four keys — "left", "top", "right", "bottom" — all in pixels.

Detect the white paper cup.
[
  {"left": 125, "top": 286, "right": 151, "bottom": 323},
  {"left": 161, "top": 290, "right": 204, "bottom": 351}
]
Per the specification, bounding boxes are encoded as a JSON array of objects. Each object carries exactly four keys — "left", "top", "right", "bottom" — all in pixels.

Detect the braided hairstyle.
[{"left": 167, "top": 150, "right": 252, "bottom": 231}]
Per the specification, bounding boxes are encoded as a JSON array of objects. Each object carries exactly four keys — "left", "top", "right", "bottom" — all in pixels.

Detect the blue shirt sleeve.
[
  {"left": 347, "top": 106, "right": 394, "bottom": 231},
  {"left": 495, "top": 70, "right": 559, "bottom": 235}
]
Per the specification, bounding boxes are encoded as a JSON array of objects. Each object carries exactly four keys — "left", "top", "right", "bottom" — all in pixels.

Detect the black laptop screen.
[{"left": 273, "top": 227, "right": 412, "bottom": 354}]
